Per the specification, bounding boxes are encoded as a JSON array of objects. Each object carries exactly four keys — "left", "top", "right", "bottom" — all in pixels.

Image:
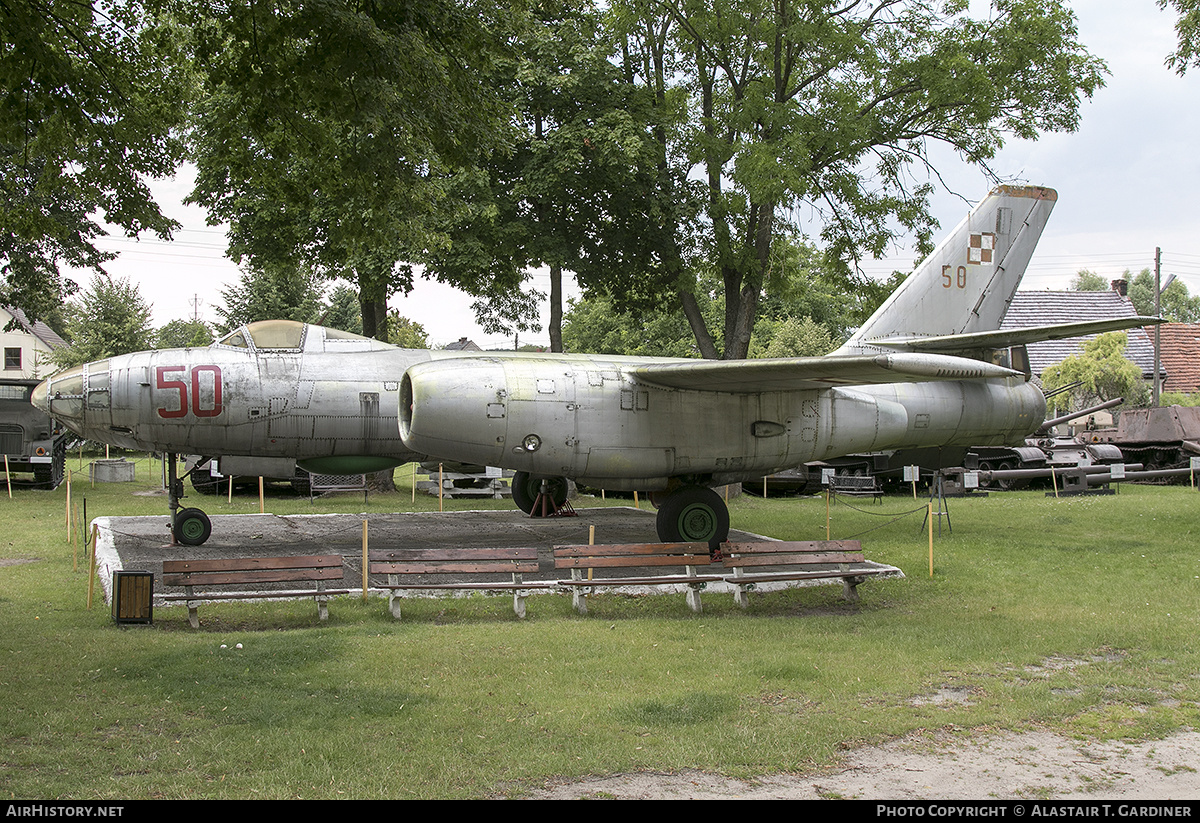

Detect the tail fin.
[{"left": 838, "top": 185, "right": 1057, "bottom": 355}]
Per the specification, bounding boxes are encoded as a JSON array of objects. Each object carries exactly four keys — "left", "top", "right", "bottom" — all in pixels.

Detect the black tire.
[
  {"left": 655, "top": 485, "right": 730, "bottom": 548},
  {"left": 173, "top": 508, "right": 212, "bottom": 546},
  {"left": 511, "top": 471, "right": 569, "bottom": 515}
]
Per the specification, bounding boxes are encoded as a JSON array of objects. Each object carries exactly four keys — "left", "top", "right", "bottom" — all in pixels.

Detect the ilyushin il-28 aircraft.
[{"left": 32, "top": 185, "right": 1158, "bottom": 546}]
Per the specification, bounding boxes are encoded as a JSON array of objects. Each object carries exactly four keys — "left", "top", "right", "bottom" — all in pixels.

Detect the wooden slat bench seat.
[
  {"left": 719, "top": 540, "right": 889, "bottom": 607},
  {"left": 553, "top": 542, "right": 723, "bottom": 614},
  {"left": 368, "top": 547, "right": 553, "bottom": 619},
  {"left": 831, "top": 475, "right": 883, "bottom": 501},
  {"left": 161, "top": 555, "right": 349, "bottom": 628}
]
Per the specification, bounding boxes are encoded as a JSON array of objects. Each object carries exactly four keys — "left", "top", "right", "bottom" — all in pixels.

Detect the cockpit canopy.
[{"left": 214, "top": 320, "right": 396, "bottom": 353}]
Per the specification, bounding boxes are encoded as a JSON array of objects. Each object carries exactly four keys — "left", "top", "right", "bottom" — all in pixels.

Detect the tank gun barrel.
[{"left": 1037, "top": 397, "right": 1124, "bottom": 435}]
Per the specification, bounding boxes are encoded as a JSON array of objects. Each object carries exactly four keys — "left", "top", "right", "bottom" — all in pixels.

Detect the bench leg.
[
  {"left": 316, "top": 582, "right": 329, "bottom": 621},
  {"left": 730, "top": 571, "right": 750, "bottom": 609},
  {"left": 185, "top": 587, "right": 199, "bottom": 628},
  {"left": 512, "top": 573, "right": 527, "bottom": 619},
  {"left": 684, "top": 566, "right": 703, "bottom": 613},
  {"left": 388, "top": 574, "right": 401, "bottom": 620},
  {"left": 571, "top": 569, "right": 588, "bottom": 615},
  {"left": 841, "top": 575, "right": 862, "bottom": 603}
]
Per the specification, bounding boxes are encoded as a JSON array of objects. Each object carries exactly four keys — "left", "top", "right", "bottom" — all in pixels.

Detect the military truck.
[{"left": 0, "top": 378, "right": 67, "bottom": 489}]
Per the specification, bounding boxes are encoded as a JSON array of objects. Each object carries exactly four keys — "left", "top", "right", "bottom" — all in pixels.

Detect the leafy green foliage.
[
  {"left": 216, "top": 267, "right": 326, "bottom": 333},
  {"left": 387, "top": 312, "right": 429, "bottom": 349},
  {"left": 184, "top": 0, "right": 514, "bottom": 339},
  {"left": 320, "top": 285, "right": 365, "bottom": 336},
  {"left": 1042, "top": 332, "right": 1149, "bottom": 413},
  {"left": 423, "top": 0, "right": 683, "bottom": 350},
  {"left": 155, "top": 318, "right": 216, "bottom": 349},
  {"left": 1070, "top": 270, "right": 1108, "bottom": 291},
  {"left": 52, "top": 275, "right": 154, "bottom": 368},
  {"left": 1160, "top": 0, "right": 1200, "bottom": 73},
  {"left": 610, "top": 0, "right": 1107, "bottom": 358},
  {"left": 1127, "top": 269, "right": 1200, "bottom": 322},
  {"left": 0, "top": 0, "right": 192, "bottom": 322}
]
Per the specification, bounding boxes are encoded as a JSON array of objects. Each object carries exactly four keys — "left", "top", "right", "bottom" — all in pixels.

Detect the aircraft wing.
[
  {"left": 868, "top": 317, "right": 1163, "bottom": 353},
  {"left": 632, "top": 353, "right": 1020, "bottom": 393}
]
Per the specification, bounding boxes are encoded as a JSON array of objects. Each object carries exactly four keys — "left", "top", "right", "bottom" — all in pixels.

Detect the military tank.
[{"left": 1080, "top": 405, "right": 1200, "bottom": 473}]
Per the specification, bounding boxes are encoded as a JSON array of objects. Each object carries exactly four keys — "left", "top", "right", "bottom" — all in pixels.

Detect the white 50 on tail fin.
[{"left": 838, "top": 185, "right": 1058, "bottom": 355}]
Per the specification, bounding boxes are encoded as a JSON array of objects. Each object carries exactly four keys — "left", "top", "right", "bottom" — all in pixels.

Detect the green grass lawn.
[{"left": 2, "top": 458, "right": 1198, "bottom": 799}]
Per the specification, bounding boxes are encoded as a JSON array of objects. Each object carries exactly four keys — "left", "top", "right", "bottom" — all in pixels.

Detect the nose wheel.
[
  {"left": 166, "top": 451, "right": 213, "bottom": 546},
  {"left": 173, "top": 507, "right": 213, "bottom": 545}
]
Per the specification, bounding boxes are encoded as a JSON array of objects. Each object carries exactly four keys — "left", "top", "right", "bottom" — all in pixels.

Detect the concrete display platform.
[{"left": 92, "top": 506, "right": 902, "bottom": 609}]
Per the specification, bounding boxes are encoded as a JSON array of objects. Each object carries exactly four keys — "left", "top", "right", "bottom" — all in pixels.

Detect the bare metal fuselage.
[{"left": 34, "top": 337, "right": 1045, "bottom": 489}]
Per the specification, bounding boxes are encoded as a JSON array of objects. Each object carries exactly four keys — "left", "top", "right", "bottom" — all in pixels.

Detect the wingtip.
[{"left": 992, "top": 184, "right": 1057, "bottom": 202}]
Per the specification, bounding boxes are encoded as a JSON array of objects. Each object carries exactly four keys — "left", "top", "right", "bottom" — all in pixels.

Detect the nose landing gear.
[{"left": 166, "top": 452, "right": 213, "bottom": 546}]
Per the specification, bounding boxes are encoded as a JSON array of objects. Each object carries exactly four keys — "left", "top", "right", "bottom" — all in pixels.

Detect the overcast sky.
[{"left": 73, "top": 0, "right": 1199, "bottom": 349}]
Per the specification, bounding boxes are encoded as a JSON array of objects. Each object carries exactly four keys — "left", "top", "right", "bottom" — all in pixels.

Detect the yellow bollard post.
[
  {"left": 361, "top": 520, "right": 369, "bottom": 603},
  {"left": 825, "top": 487, "right": 831, "bottom": 540},
  {"left": 86, "top": 523, "right": 99, "bottom": 609},
  {"left": 928, "top": 502, "right": 934, "bottom": 578}
]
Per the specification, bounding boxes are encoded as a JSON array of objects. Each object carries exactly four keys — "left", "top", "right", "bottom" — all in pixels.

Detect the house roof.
[
  {"left": 443, "top": 336, "right": 482, "bottom": 352},
  {"left": 1154, "top": 323, "right": 1200, "bottom": 394},
  {"left": 1000, "top": 290, "right": 1159, "bottom": 378},
  {"left": 1, "top": 306, "right": 66, "bottom": 350}
]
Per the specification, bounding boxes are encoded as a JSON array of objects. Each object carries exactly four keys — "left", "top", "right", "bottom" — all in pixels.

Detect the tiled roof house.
[
  {"left": 1000, "top": 281, "right": 1161, "bottom": 383},
  {"left": 1, "top": 306, "right": 66, "bottom": 380},
  {"left": 443, "top": 337, "right": 483, "bottom": 352}
]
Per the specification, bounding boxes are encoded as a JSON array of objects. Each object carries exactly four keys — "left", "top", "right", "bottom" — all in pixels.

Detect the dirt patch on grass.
[
  {"left": 0, "top": 557, "right": 40, "bottom": 567},
  {"left": 523, "top": 730, "right": 1200, "bottom": 799}
]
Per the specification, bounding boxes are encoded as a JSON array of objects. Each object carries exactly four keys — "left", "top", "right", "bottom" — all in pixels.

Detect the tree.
[
  {"left": 156, "top": 319, "right": 215, "bottom": 349},
  {"left": 1069, "top": 270, "right": 1108, "bottom": 291},
  {"left": 1, "top": 0, "right": 191, "bottom": 323},
  {"left": 320, "top": 285, "right": 364, "bottom": 336},
  {"left": 184, "top": 0, "right": 513, "bottom": 341},
  {"left": 1042, "top": 332, "right": 1149, "bottom": 413},
  {"left": 1160, "top": 0, "right": 1200, "bottom": 73},
  {"left": 423, "top": 0, "right": 681, "bottom": 351},
  {"left": 607, "top": 0, "right": 1107, "bottom": 359},
  {"left": 215, "top": 267, "right": 325, "bottom": 333},
  {"left": 386, "top": 312, "right": 429, "bottom": 349},
  {"left": 52, "top": 275, "right": 153, "bottom": 368},
  {"left": 754, "top": 316, "right": 837, "bottom": 359},
  {"left": 1127, "top": 268, "right": 1200, "bottom": 322},
  {"left": 561, "top": 293, "right": 702, "bottom": 358}
]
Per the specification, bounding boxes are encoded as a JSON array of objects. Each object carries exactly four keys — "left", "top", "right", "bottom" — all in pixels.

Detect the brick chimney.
[{"left": 1111, "top": 278, "right": 1128, "bottom": 297}]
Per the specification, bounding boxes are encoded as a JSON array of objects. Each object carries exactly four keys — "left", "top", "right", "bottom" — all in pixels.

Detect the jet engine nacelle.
[{"left": 401, "top": 356, "right": 823, "bottom": 489}]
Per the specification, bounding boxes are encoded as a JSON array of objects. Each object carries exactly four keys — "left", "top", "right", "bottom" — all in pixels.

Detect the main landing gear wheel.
[
  {"left": 655, "top": 485, "right": 730, "bottom": 549},
  {"left": 511, "top": 471, "right": 569, "bottom": 516},
  {"left": 173, "top": 507, "right": 212, "bottom": 546}
]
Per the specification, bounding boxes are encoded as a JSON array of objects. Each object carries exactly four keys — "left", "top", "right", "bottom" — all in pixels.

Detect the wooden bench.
[
  {"left": 719, "top": 540, "right": 889, "bottom": 608},
  {"left": 831, "top": 475, "right": 883, "bottom": 501},
  {"left": 553, "top": 543, "right": 723, "bottom": 614},
  {"left": 161, "top": 555, "right": 349, "bottom": 628},
  {"left": 368, "top": 547, "right": 553, "bottom": 619}
]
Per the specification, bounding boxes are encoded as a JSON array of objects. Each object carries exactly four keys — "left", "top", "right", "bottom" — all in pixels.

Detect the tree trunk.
[
  {"left": 680, "top": 290, "right": 720, "bottom": 360},
  {"left": 549, "top": 262, "right": 563, "bottom": 352}
]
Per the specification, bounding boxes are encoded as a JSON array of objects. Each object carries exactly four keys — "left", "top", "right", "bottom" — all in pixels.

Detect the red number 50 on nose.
[{"left": 156, "top": 365, "right": 223, "bottom": 418}]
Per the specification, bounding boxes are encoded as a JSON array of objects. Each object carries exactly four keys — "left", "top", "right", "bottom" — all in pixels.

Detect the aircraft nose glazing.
[{"left": 39, "top": 366, "right": 87, "bottom": 423}]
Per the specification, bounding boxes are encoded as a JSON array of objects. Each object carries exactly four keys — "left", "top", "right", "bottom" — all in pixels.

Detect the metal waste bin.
[{"left": 112, "top": 570, "right": 153, "bottom": 624}]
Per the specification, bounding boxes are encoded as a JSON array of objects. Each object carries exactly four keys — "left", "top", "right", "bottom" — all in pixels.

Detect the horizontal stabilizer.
[
  {"left": 869, "top": 316, "right": 1164, "bottom": 353},
  {"left": 633, "top": 352, "right": 1020, "bottom": 393}
]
